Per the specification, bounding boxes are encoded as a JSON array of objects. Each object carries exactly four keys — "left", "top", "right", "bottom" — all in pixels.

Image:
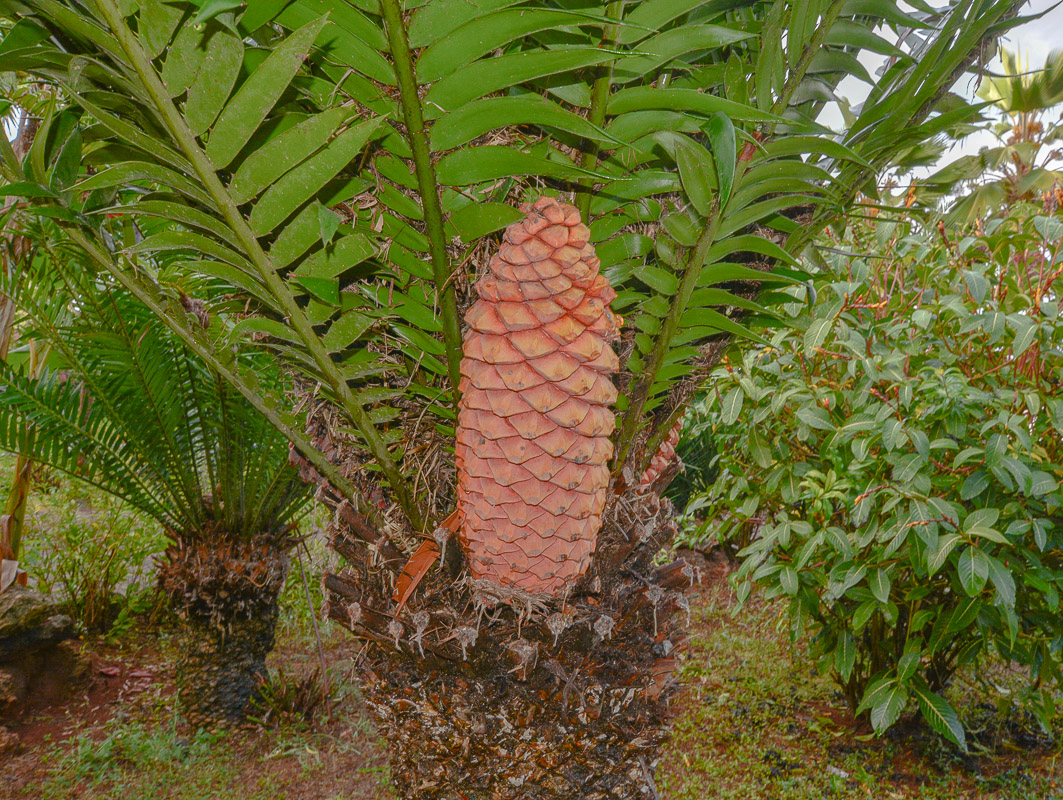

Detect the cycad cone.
[
  {"left": 639, "top": 418, "right": 682, "bottom": 489},
  {"left": 456, "top": 197, "right": 621, "bottom": 596}
]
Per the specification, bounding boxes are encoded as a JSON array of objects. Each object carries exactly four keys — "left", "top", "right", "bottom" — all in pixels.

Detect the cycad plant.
[
  {"left": 0, "top": 228, "right": 310, "bottom": 725},
  {"left": 0, "top": 0, "right": 1025, "bottom": 795}
]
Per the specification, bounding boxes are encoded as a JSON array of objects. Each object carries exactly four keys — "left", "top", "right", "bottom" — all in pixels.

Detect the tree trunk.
[
  {"left": 1, "top": 111, "right": 40, "bottom": 564},
  {"left": 157, "top": 529, "right": 291, "bottom": 727},
  {"left": 295, "top": 429, "right": 696, "bottom": 799}
]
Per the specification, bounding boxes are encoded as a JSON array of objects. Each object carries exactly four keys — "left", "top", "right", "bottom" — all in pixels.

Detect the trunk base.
[
  {"left": 173, "top": 610, "right": 279, "bottom": 728},
  {"left": 365, "top": 667, "right": 665, "bottom": 799},
  {"left": 318, "top": 481, "right": 693, "bottom": 799},
  {"left": 158, "top": 529, "right": 290, "bottom": 726}
]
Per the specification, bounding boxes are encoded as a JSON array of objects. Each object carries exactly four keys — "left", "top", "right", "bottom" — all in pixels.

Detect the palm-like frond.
[{"left": 0, "top": 220, "right": 309, "bottom": 538}]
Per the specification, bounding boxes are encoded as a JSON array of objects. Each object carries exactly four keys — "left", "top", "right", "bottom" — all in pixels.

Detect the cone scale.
[{"left": 455, "top": 197, "right": 621, "bottom": 595}]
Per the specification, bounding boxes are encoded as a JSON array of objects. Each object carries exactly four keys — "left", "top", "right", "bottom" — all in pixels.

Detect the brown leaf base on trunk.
[
  {"left": 296, "top": 433, "right": 697, "bottom": 798},
  {"left": 157, "top": 530, "right": 291, "bottom": 727}
]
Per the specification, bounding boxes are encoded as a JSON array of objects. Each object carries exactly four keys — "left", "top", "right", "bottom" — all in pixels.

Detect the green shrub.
[
  {"left": 700, "top": 208, "right": 1063, "bottom": 750},
  {"left": 4, "top": 455, "right": 168, "bottom": 635}
]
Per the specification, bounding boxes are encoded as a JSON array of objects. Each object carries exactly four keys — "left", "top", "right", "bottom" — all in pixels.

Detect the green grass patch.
[{"left": 658, "top": 583, "right": 1063, "bottom": 799}]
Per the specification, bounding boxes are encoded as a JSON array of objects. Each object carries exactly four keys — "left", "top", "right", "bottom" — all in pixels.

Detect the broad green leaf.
[
  {"left": 207, "top": 15, "right": 329, "bottom": 169},
  {"left": 706, "top": 111, "right": 735, "bottom": 204},
  {"left": 296, "top": 275, "right": 340, "bottom": 304},
  {"left": 293, "top": 232, "right": 377, "bottom": 280},
  {"left": 892, "top": 453, "right": 922, "bottom": 483},
  {"left": 323, "top": 311, "right": 375, "bottom": 353},
  {"left": 1011, "top": 316, "right": 1038, "bottom": 357},
  {"left": 446, "top": 202, "right": 525, "bottom": 243},
  {"left": 795, "top": 404, "right": 833, "bottom": 431},
  {"left": 139, "top": 0, "right": 184, "bottom": 59},
  {"left": 608, "top": 87, "right": 782, "bottom": 123},
  {"left": 835, "top": 632, "right": 857, "bottom": 681},
  {"left": 674, "top": 137, "right": 714, "bottom": 216},
  {"left": 317, "top": 203, "right": 341, "bottom": 245},
  {"left": 870, "top": 568, "right": 891, "bottom": 603},
  {"left": 705, "top": 234, "right": 803, "bottom": 269},
  {"left": 927, "top": 533, "right": 962, "bottom": 576},
  {"left": 75, "top": 161, "right": 212, "bottom": 205},
  {"left": 0, "top": 181, "right": 57, "bottom": 198},
  {"left": 0, "top": 18, "right": 49, "bottom": 58},
  {"left": 760, "top": 134, "right": 872, "bottom": 168},
  {"left": 634, "top": 265, "right": 678, "bottom": 295},
  {"left": 613, "top": 25, "right": 754, "bottom": 82},
  {"left": 826, "top": 20, "right": 904, "bottom": 58},
  {"left": 985, "top": 556, "right": 1016, "bottom": 608},
  {"left": 229, "top": 107, "right": 355, "bottom": 204},
  {"left": 859, "top": 675, "right": 907, "bottom": 733},
  {"left": 720, "top": 387, "right": 744, "bottom": 425},
  {"left": 804, "top": 316, "right": 832, "bottom": 354},
  {"left": 230, "top": 316, "right": 301, "bottom": 344},
  {"left": 960, "top": 470, "right": 988, "bottom": 500},
  {"left": 957, "top": 546, "right": 989, "bottom": 596},
  {"left": 435, "top": 146, "right": 597, "bottom": 186},
  {"left": 430, "top": 97, "right": 614, "bottom": 151},
  {"left": 240, "top": 0, "right": 293, "bottom": 32},
  {"left": 748, "top": 427, "right": 772, "bottom": 468},
  {"left": 250, "top": 118, "right": 384, "bottom": 236},
  {"left": 964, "top": 508, "right": 999, "bottom": 530},
  {"left": 160, "top": 20, "right": 208, "bottom": 98},
  {"left": 780, "top": 566, "right": 799, "bottom": 595},
  {"left": 425, "top": 49, "right": 615, "bottom": 114},
  {"left": 1030, "top": 470, "right": 1058, "bottom": 496},
  {"left": 271, "top": 204, "right": 320, "bottom": 267},
  {"left": 697, "top": 261, "right": 803, "bottom": 286},
  {"left": 276, "top": 4, "right": 393, "bottom": 85},
  {"left": 194, "top": 0, "right": 242, "bottom": 24},
  {"left": 127, "top": 229, "right": 249, "bottom": 267},
  {"left": 106, "top": 199, "right": 242, "bottom": 248},
  {"left": 417, "top": 9, "right": 609, "bottom": 82},
  {"left": 184, "top": 28, "right": 244, "bottom": 136},
  {"left": 408, "top": 0, "right": 523, "bottom": 47},
  {"left": 912, "top": 679, "right": 966, "bottom": 752},
  {"left": 618, "top": 0, "right": 710, "bottom": 44}
]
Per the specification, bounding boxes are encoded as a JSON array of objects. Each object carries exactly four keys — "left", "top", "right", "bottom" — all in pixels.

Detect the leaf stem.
[
  {"left": 379, "top": 0, "right": 464, "bottom": 403},
  {"left": 613, "top": 0, "right": 847, "bottom": 475},
  {"left": 576, "top": 0, "right": 625, "bottom": 221}
]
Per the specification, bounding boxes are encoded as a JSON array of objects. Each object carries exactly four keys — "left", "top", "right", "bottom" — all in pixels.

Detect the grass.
[
  {"left": 10, "top": 540, "right": 394, "bottom": 800},
  {"left": 657, "top": 575, "right": 1063, "bottom": 800},
  {"left": 25, "top": 672, "right": 391, "bottom": 800}
]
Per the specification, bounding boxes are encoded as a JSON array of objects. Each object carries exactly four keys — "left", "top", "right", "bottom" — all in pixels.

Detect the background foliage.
[{"left": 696, "top": 200, "right": 1063, "bottom": 750}]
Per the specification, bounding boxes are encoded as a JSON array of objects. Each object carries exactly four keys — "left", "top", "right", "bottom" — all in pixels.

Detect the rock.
[
  {"left": 0, "top": 585, "right": 60, "bottom": 635},
  {"left": 0, "top": 726, "right": 21, "bottom": 757},
  {"left": 0, "top": 586, "right": 82, "bottom": 718}
]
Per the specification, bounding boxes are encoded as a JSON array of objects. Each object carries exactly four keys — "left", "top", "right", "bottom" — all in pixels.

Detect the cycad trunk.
[
  {"left": 311, "top": 476, "right": 693, "bottom": 799},
  {"left": 157, "top": 528, "right": 291, "bottom": 727}
]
